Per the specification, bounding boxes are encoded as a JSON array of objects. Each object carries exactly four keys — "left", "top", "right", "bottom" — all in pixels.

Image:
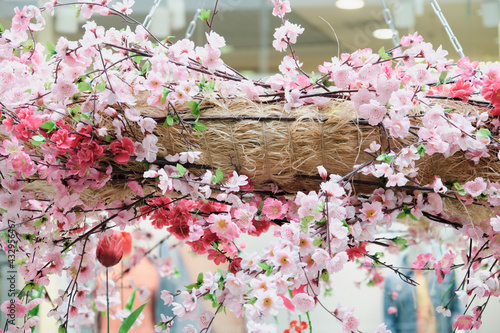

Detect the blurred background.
[{"left": 1, "top": 0, "right": 500, "bottom": 75}]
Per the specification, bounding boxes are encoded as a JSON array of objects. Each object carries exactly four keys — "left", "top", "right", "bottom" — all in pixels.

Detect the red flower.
[
  {"left": 207, "top": 248, "right": 227, "bottom": 265},
  {"left": 121, "top": 231, "right": 133, "bottom": 259},
  {"left": 346, "top": 242, "right": 367, "bottom": 261},
  {"left": 110, "top": 137, "right": 135, "bottom": 164},
  {"left": 96, "top": 231, "right": 123, "bottom": 267},
  {"left": 449, "top": 78, "right": 473, "bottom": 102},
  {"left": 228, "top": 257, "right": 243, "bottom": 273}
]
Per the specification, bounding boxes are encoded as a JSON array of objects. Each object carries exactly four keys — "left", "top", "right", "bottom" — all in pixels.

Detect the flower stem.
[{"left": 106, "top": 267, "right": 110, "bottom": 333}]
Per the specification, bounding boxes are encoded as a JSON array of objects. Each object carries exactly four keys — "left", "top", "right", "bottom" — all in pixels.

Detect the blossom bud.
[
  {"left": 317, "top": 165, "right": 328, "bottom": 179},
  {"left": 96, "top": 231, "right": 123, "bottom": 267}
]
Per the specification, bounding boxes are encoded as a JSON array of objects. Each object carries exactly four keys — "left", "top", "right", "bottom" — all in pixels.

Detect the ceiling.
[{"left": 0, "top": 0, "right": 498, "bottom": 75}]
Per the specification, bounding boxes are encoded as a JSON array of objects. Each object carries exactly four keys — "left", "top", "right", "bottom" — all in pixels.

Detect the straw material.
[{"left": 5, "top": 94, "right": 497, "bottom": 208}]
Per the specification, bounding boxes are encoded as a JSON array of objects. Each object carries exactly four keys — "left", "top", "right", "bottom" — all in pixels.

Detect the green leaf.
[
  {"left": 68, "top": 106, "right": 81, "bottom": 119},
  {"left": 321, "top": 269, "right": 330, "bottom": 282},
  {"left": 212, "top": 169, "right": 224, "bottom": 184},
  {"left": 312, "top": 200, "right": 325, "bottom": 214},
  {"left": 342, "top": 219, "right": 351, "bottom": 234},
  {"left": 187, "top": 100, "right": 201, "bottom": 117},
  {"left": 396, "top": 211, "right": 407, "bottom": 220},
  {"left": 392, "top": 236, "right": 407, "bottom": 246},
  {"left": 300, "top": 216, "right": 313, "bottom": 233},
  {"left": 378, "top": 46, "right": 391, "bottom": 60},
  {"left": 58, "top": 326, "right": 67, "bottom": 333},
  {"left": 141, "top": 61, "right": 151, "bottom": 74},
  {"left": 376, "top": 153, "right": 393, "bottom": 163},
  {"left": 45, "top": 41, "right": 56, "bottom": 61},
  {"left": 32, "top": 135, "right": 46, "bottom": 145},
  {"left": 160, "top": 88, "right": 171, "bottom": 105},
  {"left": 197, "top": 272, "right": 204, "bottom": 285},
  {"left": 125, "top": 289, "right": 137, "bottom": 312},
  {"left": 40, "top": 120, "right": 56, "bottom": 133},
  {"left": 193, "top": 121, "right": 207, "bottom": 131},
  {"left": 257, "top": 262, "right": 271, "bottom": 272},
  {"left": 132, "top": 56, "right": 143, "bottom": 64},
  {"left": 313, "top": 237, "right": 324, "bottom": 246},
  {"left": 176, "top": 163, "right": 186, "bottom": 177},
  {"left": 167, "top": 115, "right": 174, "bottom": 126},
  {"left": 476, "top": 128, "right": 491, "bottom": 139},
  {"left": 185, "top": 282, "right": 198, "bottom": 292},
  {"left": 438, "top": 71, "right": 448, "bottom": 85},
  {"left": 408, "top": 213, "right": 418, "bottom": 221},
  {"left": 118, "top": 301, "right": 149, "bottom": 333},
  {"left": 198, "top": 9, "right": 211, "bottom": 22},
  {"left": 78, "top": 81, "right": 92, "bottom": 92},
  {"left": 0, "top": 23, "right": 4, "bottom": 34},
  {"left": 215, "top": 169, "right": 223, "bottom": 183},
  {"left": 95, "top": 80, "right": 106, "bottom": 92},
  {"left": 34, "top": 216, "right": 47, "bottom": 227},
  {"left": 163, "top": 114, "right": 174, "bottom": 128},
  {"left": 247, "top": 297, "right": 257, "bottom": 305},
  {"left": 417, "top": 144, "right": 426, "bottom": 157},
  {"left": 453, "top": 182, "right": 466, "bottom": 196},
  {"left": 22, "top": 39, "right": 34, "bottom": 52},
  {"left": 315, "top": 217, "right": 327, "bottom": 225},
  {"left": 22, "top": 234, "right": 35, "bottom": 244}
]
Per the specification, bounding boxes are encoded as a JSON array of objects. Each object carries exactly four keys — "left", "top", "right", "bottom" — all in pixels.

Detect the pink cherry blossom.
[
  {"left": 464, "top": 177, "right": 487, "bottom": 197},
  {"left": 12, "top": 6, "right": 33, "bottom": 32},
  {"left": 271, "top": 0, "right": 291, "bottom": 17}
]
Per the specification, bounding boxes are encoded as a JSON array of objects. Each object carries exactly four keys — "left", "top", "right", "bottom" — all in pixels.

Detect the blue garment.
[{"left": 383, "top": 254, "right": 462, "bottom": 333}]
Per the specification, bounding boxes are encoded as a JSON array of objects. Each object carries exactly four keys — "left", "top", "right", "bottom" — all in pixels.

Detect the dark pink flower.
[
  {"left": 110, "top": 137, "right": 135, "bottom": 164},
  {"left": 96, "top": 231, "right": 123, "bottom": 267}
]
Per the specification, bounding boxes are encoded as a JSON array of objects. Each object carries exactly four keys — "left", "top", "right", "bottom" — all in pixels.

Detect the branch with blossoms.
[{"left": 2, "top": 1, "right": 500, "bottom": 333}]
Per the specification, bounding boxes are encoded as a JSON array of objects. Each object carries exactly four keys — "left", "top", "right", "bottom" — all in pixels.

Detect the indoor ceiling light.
[
  {"left": 336, "top": 0, "right": 365, "bottom": 10},
  {"left": 373, "top": 28, "right": 394, "bottom": 40}
]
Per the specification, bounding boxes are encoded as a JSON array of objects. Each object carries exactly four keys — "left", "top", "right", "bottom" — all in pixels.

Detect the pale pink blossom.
[
  {"left": 179, "top": 151, "right": 202, "bottom": 164},
  {"left": 364, "top": 141, "right": 381, "bottom": 154},
  {"left": 271, "top": 0, "right": 291, "bottom": 17},
  {"left": 292, "top": 293, "right": 315, "bottom": 312},
  {"left": 157, "top": 168, "right": 172, "bottom": 194},
  {"left": 206, "top": 31, "right": 226, "bottom": 48},
  {"left": 358, "top": 99, "right": 387, "bottom": 126},
  {"left": 272, "top": 21, "right": 304, "bottom": 51},
  {"left": 262, "top": 198, "right": 288, "bottom": 220},
  {"left": 112, "top": 0, "right": 135, "bottom": 15},
  {"left": 464, "top": 177, "right": 487, "bottom": 197},
  {"left": 317, "top": 165, "right": 328, "bottom": 179},
  {"left": 160, "top": 290, "right": 174, "bottom": 306},
  {"left": 224, "top": 171, "right": 248, "bottom": 192}
]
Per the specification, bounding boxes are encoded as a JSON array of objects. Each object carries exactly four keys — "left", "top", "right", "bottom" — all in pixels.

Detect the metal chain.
[
  {"left": 185, "top": 0, "right": 208, "bottom": 39},
  {"left": 185, "top": 8, "right": 202, "bottom": 39},
  {"left": 429, "top": 0, "right": 465, "bottom": 58},
  {"left": 379, "top": 0, "right": 400, "bottom": 48},
  {"left": 143, "top": 0, "right": 164, "bottom": 30}
]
